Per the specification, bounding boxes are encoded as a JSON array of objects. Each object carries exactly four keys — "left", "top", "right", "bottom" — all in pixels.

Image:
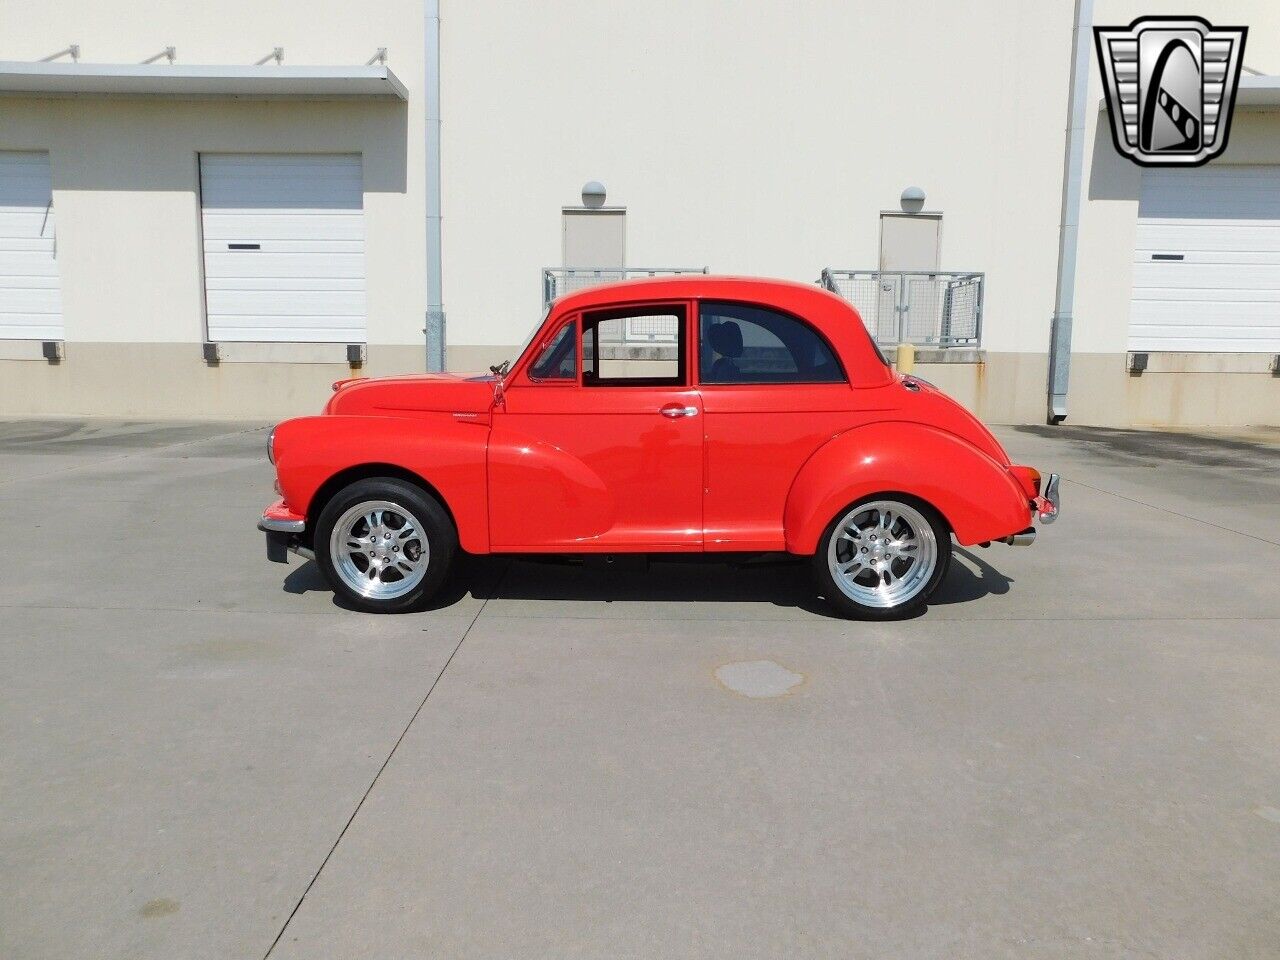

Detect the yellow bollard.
[{"left": 895, "top": 342, "right": 915, "bottom": 375}]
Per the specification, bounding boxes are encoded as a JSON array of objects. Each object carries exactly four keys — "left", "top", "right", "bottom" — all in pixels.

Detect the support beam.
[
  {"left": 424, "top": 0, "right": 446, "bottom": 372},
  {"left": 1047, "top": 0, "right": 1093, "bottom": 424}
]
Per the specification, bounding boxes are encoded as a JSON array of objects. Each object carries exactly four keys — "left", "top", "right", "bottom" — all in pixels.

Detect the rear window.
[{"left": 699, "top": 301, "right": 845, "bottom": 384}]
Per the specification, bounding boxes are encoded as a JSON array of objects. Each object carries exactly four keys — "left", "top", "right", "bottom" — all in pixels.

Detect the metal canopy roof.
[
  {"left": 1238, "top": 75, "right": 1280, "bottom": 107},
  {"left": 0, "top": 61, "right": 407, "bottom": 101}
]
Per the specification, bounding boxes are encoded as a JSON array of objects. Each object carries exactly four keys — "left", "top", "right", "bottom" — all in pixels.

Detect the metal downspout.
[
  {"left": 424, "top": 0, "right": 446, "bottom": 371},
  {"left": 1047, "top": 0, "right": 1093, "bottom": 423}
]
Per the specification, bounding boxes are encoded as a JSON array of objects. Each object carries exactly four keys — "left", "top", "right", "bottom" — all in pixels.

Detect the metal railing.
[
  {"left": 819, "top": 269, "right": 984, "bottom": 348},
  {"left": 537, "top": 264, "right": 706, "bottom": 305},
  {"left": 543, "top": 267, "right": 710, "bottom": 345}
]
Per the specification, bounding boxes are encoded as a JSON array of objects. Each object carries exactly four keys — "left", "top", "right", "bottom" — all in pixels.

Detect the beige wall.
[
  {"left": 438, "top": 0, "right": 1276, "bottom": 429},
  {"left": 0, "top": 344, "right": 425, "bottom": 420},
  {"left": 0, "top": 1, "right": 431, "bottom": 417},
  {"left": 917, "top": 354, "right": 1280, "bottom": 429},
  {"left": 439, "top": 0, "right": 1075, "bottom": 356},
  {"left": 2, "top": 0, "right": 1279, "bottom": 424}
]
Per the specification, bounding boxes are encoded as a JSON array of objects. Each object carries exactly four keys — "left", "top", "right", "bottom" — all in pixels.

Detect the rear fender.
[{"left": 783, "top": 421, "right": 1032, "bottom": 552}]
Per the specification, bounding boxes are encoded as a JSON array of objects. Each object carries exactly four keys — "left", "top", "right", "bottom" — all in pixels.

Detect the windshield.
[{"left": 495, "top": 304, "right": 553, "bottom": 376}]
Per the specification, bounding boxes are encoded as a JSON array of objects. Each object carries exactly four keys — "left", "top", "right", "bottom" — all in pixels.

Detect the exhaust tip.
[{"left": 1002, "top": 527, "right": 1037, "bottom": 547}]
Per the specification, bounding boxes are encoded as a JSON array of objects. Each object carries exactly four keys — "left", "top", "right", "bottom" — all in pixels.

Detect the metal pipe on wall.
[
  {"left": 424, "top": 0, "right": 446, "bottom": 371},
  {"left": 1047, "top": 0, "right": 1094, "bottom": 423}
]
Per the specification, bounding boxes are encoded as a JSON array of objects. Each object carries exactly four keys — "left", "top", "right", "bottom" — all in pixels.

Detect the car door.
[
  {"left": 697, "top": 300, "right": 857, "bottom": 551},
  {"left": 488, "top": 301, "right": 704, "bottom": 550}
]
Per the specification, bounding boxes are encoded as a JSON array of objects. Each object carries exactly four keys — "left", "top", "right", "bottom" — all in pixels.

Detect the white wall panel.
[
  {"left": 1132, "top": 165, "right": 1280, "bottom": 352},
  {"left": 0, "top": 151, "right": 61, "bottom": 340},
  {"left": 200, "top": 153, "right": 365, "bottom": 342}
]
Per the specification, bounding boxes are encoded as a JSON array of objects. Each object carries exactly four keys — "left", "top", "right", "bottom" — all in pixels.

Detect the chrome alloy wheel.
[
  {"left": 329, "top": 500, "right": 429, "bottom": 601},
  {"left": 826, "top": 500, "right": 938, "bottom": 609}
]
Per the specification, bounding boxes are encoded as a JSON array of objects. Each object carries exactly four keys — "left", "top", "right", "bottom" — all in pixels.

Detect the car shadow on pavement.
[
  {"left": 929, "top": 546, "right": 1014, "bottom": 606},
  {"left": 282, "top": 553, "right": 503, "bottom": 613},
  {"left": 281, "top": 545, "right": 1012, "bottom": 618}
]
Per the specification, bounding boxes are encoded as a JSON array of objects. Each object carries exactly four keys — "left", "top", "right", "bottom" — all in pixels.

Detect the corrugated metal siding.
[
  {"left": 0, "top": 151, "right": 62, "bottom": 340},
  {"left": 200, "top": 154, "right": 365, "bottom": 342},
  {"left": 1131, "top": 165, "right": 1280, "bottom": 353}
]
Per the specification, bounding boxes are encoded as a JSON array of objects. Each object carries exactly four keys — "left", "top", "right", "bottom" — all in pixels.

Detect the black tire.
[
  {"left": 811, "top": 494, "right": 952, "bottom": 620},
  {"left": 314, "top": 477, "right": 457, "bottom": 613}
]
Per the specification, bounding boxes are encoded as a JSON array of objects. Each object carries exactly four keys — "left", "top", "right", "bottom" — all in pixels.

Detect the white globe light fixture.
[{"left": 581, "top": 180, "right": 607, "bottom": 209}]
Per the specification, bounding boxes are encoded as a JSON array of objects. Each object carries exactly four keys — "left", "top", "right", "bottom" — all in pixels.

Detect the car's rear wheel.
[
  {"left": 315, "top": 478, "right": 456, "bottom": 613},
  {"left": 812, "top": 495, "right": 951, "bottom": 620}
]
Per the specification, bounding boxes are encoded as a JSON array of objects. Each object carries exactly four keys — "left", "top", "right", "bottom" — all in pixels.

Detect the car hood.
[{"left": 323, "top": 372, "right": 497, "bottom": 416}]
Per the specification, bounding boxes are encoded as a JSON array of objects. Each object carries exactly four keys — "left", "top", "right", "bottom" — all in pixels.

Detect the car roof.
[
  {"left": 551, "top": 274, "right": 844, "bottom": 313},
  {"left": 542, "top": 274, "right": 894, "bottom": 389}
]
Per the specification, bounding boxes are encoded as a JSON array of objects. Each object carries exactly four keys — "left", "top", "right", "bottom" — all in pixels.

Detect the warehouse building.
[{"left": 1, "top": 0, "right": 1278, "bottom": 426}]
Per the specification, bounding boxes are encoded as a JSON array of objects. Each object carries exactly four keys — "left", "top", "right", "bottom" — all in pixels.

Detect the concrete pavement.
[{"left": 1, "top": 418, "right": 1278, "bottom": 959}]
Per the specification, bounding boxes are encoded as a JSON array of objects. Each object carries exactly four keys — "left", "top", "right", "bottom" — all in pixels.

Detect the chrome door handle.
[{"left": 659, "top": 405, "right": 699, "bottom": 418}]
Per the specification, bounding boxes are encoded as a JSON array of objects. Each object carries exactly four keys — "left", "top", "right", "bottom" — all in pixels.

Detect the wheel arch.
[
  {"left": 824, "top": 489, "right": 954, "bottom": 535},
  {"left": 783, "top": 421, "right": 1031, "bottom": 553},
  {"left": 305, "top": 463, "right": 456, "bottom": 543}
]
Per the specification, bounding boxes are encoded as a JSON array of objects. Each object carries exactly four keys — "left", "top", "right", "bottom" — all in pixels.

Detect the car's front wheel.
[
  {"left": 314, "top": 478, "right": 457, "bottom": 613},
  {"left": 812, "top": 495, "right": 951, "bottom": 620}
]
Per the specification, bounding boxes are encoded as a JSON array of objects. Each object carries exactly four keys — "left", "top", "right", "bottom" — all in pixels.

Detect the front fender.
[
  {"left": 783, "top": 421, "right": 1032, "bottom": 552},
  {"left": 273, "top": 414, "right": 490, "bottom": 553}
]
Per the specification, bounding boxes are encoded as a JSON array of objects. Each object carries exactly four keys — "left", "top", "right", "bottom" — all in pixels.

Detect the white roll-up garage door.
[
  {"left": 0, "top": 152, "right": 62, "bottom": 340},
  {"left": 1131, "top": 165, "right": 1280, "bottom": 353},
  {"left": 200, "top": 154, "right": 365, "bottom": 342}
]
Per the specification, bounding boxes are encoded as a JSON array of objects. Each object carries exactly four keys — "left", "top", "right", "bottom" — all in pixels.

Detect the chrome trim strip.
[{"left": 258, "top": 516, "right": 305, "bottom": 534}]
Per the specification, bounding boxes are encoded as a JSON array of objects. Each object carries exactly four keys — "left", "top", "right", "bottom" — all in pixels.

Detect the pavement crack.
[
  {"left": 1063, "top": 477, "right": 1280, "bottom": 548},
  {"left": 261, "top": 560, "right": 508, "bottom": 960}
]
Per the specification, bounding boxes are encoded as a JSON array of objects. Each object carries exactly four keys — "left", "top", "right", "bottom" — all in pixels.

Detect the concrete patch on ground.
[
  {"left": 714, "top": 659, "right": 804, "bottom": 698},
  {"left": 138, "top": 898, "right": 180, "bottom": 919},
  {"left": 1254, "top": 805, "right": 1280, "bottom": 824}
]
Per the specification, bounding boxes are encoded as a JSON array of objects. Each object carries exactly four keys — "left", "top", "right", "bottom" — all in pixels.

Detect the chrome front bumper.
[
  {"left": 258, "top": 513, "right": 307, "bottom": 563},
  {"left": 258, "top": 516, "right": 305, "bottom": 534}
]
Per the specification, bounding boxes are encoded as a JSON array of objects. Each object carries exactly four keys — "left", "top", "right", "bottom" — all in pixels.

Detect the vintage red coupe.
[{"left": 259, "top": 276, "right": 1058, "bottom": 619}]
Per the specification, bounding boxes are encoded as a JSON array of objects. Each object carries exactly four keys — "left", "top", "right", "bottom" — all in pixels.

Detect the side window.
[
  {"left": 699, "top": 301, "right": 845, "bottom": 384},
  {"left": 528, "top": 321, "right": 576, "bottom": 380},
  {"left": 582, "top": 305, "right": 686, "bottom": 386}
]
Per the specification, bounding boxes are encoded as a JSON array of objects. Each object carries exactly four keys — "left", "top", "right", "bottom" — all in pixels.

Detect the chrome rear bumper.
[
  {"left": 994, "top": 472, "right": 1060, "bottom": 548},
  {"left": 1038, "top": 473, "right": 1061, "bottom": 524}
]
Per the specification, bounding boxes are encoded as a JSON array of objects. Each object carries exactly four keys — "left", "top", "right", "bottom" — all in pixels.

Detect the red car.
[{"left": 259, "top": 276, "right": 1058, "bottom": 619}]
